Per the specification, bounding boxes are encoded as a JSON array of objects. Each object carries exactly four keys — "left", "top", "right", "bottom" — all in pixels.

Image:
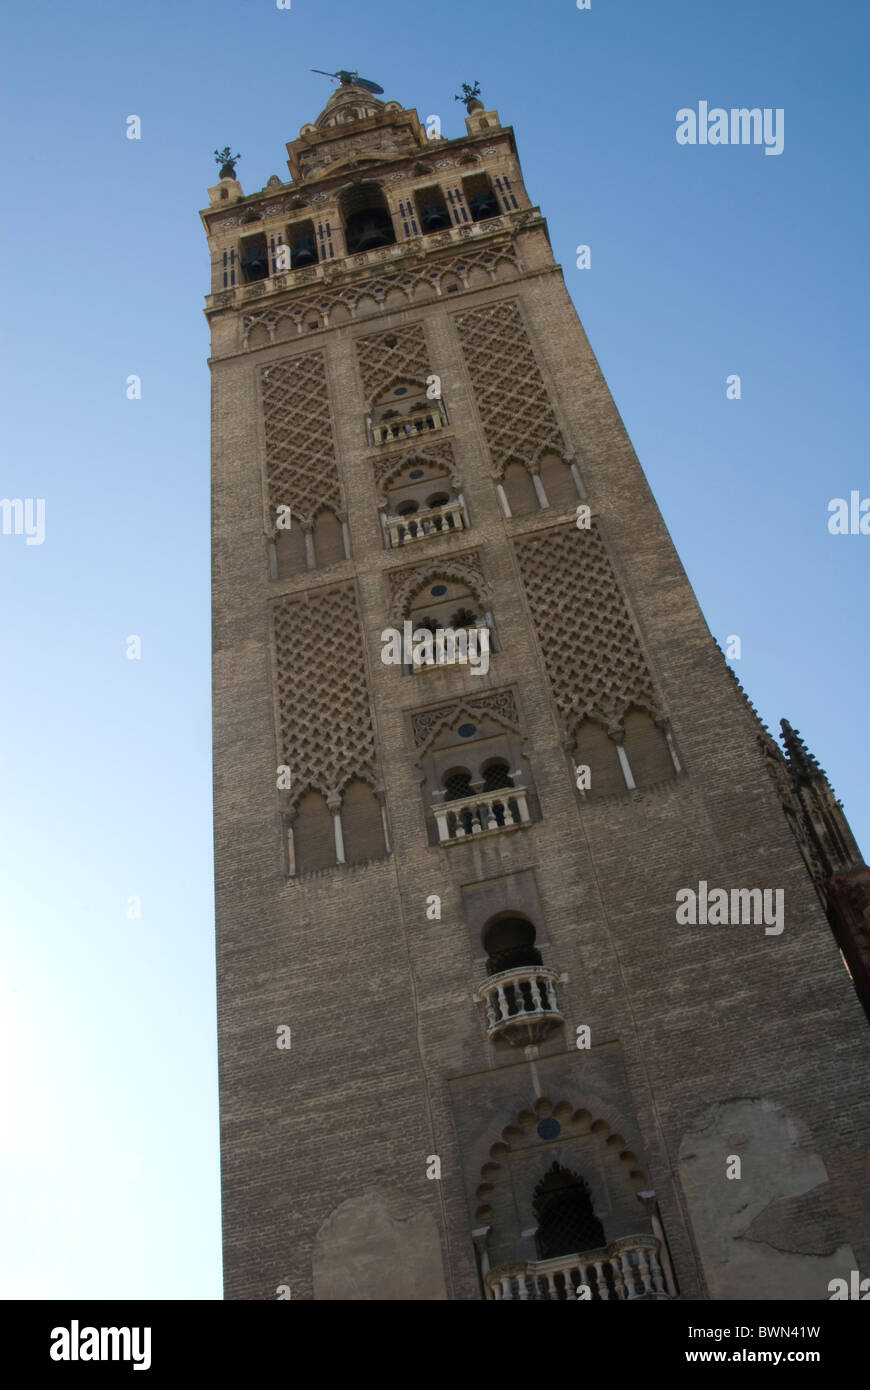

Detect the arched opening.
[
  {"left": 341, "top": 780, "right": 386, "bottom": 865},
  {"left": 502, "top": 462, "right": 539, "bottom": 517},
  {"left": 341, "top": 183, "right": 396, "bottom": 253},
  {"left": 414, "top": 185, "right": 452, "bottom": 234},
  {"left": 574, "top": 718, "right": 625, "bottom": 798},
  {"left": 539, "top": 452, "right": 579, "bottom": 512},
  {"left": 285, "top": 218, "right": 318, "bottom": 268},
  {"left": 313, "top": 510, "right": 346, "bottom": 568},
  {"left": 407, "top": 578, "right": 484, "bottom": 639},
  {"left": 533, "top": 1163, "right": 606, "bottom": 1259},
  {"left": 239, "top": 232, "right": 268, "bottom": 283},
  {"left": 291, "top": 791, "right": 335, "bottom": 874},
  {"left": 462, "top": 173, "right": 500, "bottom": 222},
  {"left": 275, "top": 525, "right": 308, "bottom": 580},
  {"left": 481, "top": 758, "right": 513, "bottom": 792},
  {"left": 443, "top": 767, "right": 473, "bottom": 802},
  {"left": 622, "top": 708, "right": 674, "bottom": 787},
  {"left": 483, "top": 915, "right": 541, "bottom": 974}
]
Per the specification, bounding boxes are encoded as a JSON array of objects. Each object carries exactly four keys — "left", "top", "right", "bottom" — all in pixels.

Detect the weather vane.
[{"left": 311, "top": 68, "right": 384, "bottom": 95}]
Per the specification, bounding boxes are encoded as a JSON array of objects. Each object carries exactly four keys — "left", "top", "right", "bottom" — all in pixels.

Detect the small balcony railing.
[
  {"left": 486, "top": 1236, "right": 669, "bottom": 1301},
  {"left": 476, "top": 964, "right": 563, "bottom": 1045},
  {"left": 434, "top": 787, "right": 530, "bottom": 842},
  {"left": 386, "top": 501, "right": 464, "bottom": 548},
  {"left": 373, "top": 409, "right": 443, "bottom": 445}
]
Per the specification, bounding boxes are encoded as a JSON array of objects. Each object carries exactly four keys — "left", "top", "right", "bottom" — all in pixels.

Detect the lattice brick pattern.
[
  {"left": 355, "top": 323, "right": 431, "bottom": 403},
  {"left": 273, "top": 585, "right": 377, "bottom": 807},
  {"left": 515, "top": 525, "right": 659, "bottom": 734},
  {"left": 455, "top": 300, "right": 565, "bottom": 475},
  {"left": 261, "top": 352, "right": 341, "bottom": 526}
]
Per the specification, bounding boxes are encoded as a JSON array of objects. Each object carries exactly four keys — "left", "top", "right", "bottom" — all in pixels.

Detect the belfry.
[{"left": 203, "top": 74, "right": 870, "bottom": 1300}]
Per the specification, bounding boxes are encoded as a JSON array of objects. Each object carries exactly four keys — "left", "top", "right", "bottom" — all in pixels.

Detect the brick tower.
[{"left": 203, "top": 76, "right": 870, "bottom": 1301}]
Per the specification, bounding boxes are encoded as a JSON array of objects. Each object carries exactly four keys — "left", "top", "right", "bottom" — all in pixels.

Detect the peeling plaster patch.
[
  {"left": 313, "top": 1190, "right": 448, "bottom": 1300},
  {"left": 678, "top": 1098, "right": 856, "bottom": 1299}
]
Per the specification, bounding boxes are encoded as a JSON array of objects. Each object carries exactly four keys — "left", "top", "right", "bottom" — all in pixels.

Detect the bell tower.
[{"left": 204, "top": 76, "right": 870, "bottom": 1301}]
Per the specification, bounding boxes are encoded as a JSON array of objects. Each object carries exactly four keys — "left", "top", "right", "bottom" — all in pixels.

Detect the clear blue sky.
[{"left": 1, "top": 0, "right": 866, "bottom": 1299}]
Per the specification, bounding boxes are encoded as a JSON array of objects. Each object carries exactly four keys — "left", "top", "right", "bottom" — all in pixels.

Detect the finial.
[
  {"left": 780, "top": 720, "right": 824, "bottom": 777},
  {"left": 214, "top": 147, "right": 240, "bottom": 179},
  {"left": 455, "top": 80, "right": 483, "bottom": 113}
]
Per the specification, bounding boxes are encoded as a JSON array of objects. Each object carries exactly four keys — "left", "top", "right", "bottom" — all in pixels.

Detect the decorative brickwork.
[
  {"left": 387, "top": 548, "right": 489, "bottom": 617},
  {"left": 455, "top": 300, "right": 565, "bottom": 476},
  {"left": 355, "top": 322, "right": 430, "bottom": 404},
  {"left": 260, "top": 352, "right": 341, "bottom": 526},
  {"left": 373, "top": 440, "right": 459, "bottom": 493},
  {"left": 411, "top": 688, "right": 520, "bottom": 754},
  {"left": 272, "top": 585, "right": 377, "bottom": 811},
  {"left": 515, "top": 524, "right": 659, "bottom": 737},
  {"left": 241, "top": 240, "right": 521, "bottom": 346}
]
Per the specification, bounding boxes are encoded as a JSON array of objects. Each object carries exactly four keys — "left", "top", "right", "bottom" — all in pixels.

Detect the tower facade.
[{"left": 204, "top": 78, "right": 870, "bottom": 1301}]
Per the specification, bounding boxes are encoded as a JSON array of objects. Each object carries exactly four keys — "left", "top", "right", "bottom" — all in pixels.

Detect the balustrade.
[
  {"left": 386, "top": 500, "right": 464, "bottom": 547},
  {"left": 486, "top": 1236, "right": 669, "bottom": 1301},
  {"left": 476, "top": 964, "right": 563, "bottom": 1045},
  {"left": 434, "top": 787, "right": 529, "bottom": 841}
]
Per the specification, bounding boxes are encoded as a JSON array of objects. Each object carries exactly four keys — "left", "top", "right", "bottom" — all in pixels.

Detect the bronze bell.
[{"left": 355, "top": 218, "right": 390, "bottom": 250}]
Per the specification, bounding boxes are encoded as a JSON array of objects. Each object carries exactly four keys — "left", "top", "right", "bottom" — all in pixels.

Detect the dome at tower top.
[{"left": 316, "top": 83, "right": 385, "bottom": 129}]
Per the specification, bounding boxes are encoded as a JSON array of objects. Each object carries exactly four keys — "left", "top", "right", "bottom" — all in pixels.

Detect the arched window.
[
  {"left": 533, "top": 1163, "right": 606, "bottom": 1259},
  {"left": 622, "top": 708, "right": 675, "bottom": 787},
  {"left": 443, "top": 767, "right": 473, "bottom": 802},
  {"left": 573, "top": 718, "right": 625, "bottom": 798},
  {"left": 538, "top": 451, "right": 581, "bottom": 511},
  {"left": 341, "top": 183, "right": 396, "bottom": 253},
  {"left": 462, "top": 173, "right": 500, "bottom": 222},
  {"left": 502, "top": 462, "right": 539, "bottom": 517},
  {"left": 483, "top": 915, "right": 541, "bottom": 974},
  {"left": 290, "top": 791, "right": 335, "bottom": 875},
  {"left": 481, "top": 758, "right": 513, "bottom": 792},
  {"left": 414, "top": 185, "right": 452, "bottom": 233},
  {"left": 341, "top": 779, "right": 386, "bottom": 865},
  {"left": 239, "top": 232, "right": 269, "bottom": 283}
]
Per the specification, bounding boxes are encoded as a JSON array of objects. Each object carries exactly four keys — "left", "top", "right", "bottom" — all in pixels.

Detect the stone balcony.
[
  {"left": 372, "top": 408, "right": 443, "bottom": 445},
  {"left": 434, "top": 787, "right": 530, "bottom": 842},
  {"left": 476, "top": 964, "right": 563, "bottom": 1045},
  {"left": 386, "top": 500, "right": 464, "bottom": 548},
  {"left": 485, "top": 1235, "right": 670, "bottom": 1301}
]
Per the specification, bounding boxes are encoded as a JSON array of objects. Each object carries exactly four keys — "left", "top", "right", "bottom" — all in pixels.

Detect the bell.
[
  {"left": 420, "top": 204, "right": 451, "bottom": 233},
  {"left": 291, "top": 236, "right": 317, "bottom": 267},
  {"left": 355, "top": 218, "right": 390, "bottom": 250},
  {"left": 469, "top": 193, "right": 499, "bottom": 221},
  {"left": 241, "top": 249, "right": 268, "bottom": 280}
]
